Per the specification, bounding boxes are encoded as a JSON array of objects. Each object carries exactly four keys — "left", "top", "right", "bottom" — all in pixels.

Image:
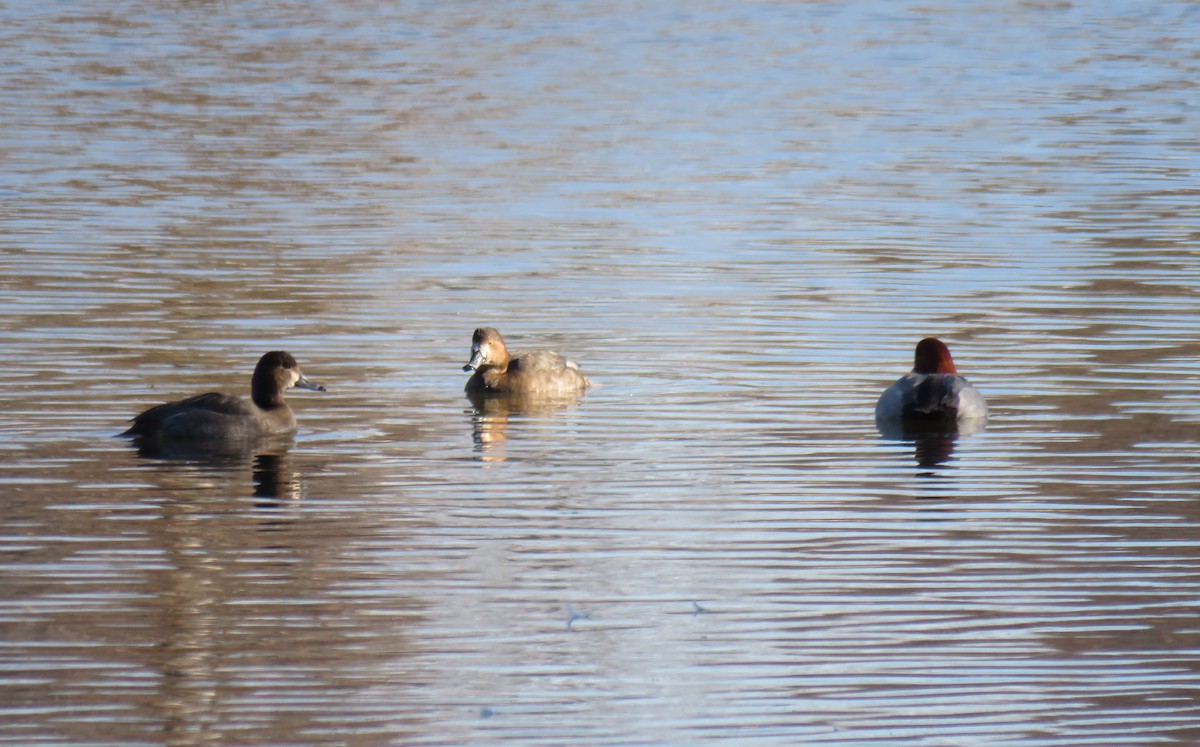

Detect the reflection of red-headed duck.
[
  {"left": 462, "top": 327, "right": 590, "bottom": 397},
  {"left": 123, "top": 351, "right": 326, "bottom": 444},
  {"left": 875, "top": 338, "right": 987, "bottom": 423}
]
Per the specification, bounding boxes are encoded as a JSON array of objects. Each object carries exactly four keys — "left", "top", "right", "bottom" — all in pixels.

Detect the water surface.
[{"left": 3, "top": 1, "right": 1200, "bottom": 744}]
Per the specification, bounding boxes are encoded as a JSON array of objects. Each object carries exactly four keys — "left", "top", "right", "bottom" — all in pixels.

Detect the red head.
[{"left": 913, "top": 337, "right": 958, "bottom": 375}]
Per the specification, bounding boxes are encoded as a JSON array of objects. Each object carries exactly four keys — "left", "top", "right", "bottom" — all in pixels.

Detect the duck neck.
[
  {"left": 251, "top": 377, "right": 285, "bottom": 410},
  {"left": 489, "top": 348, "right": 511, "bottom": 373}
]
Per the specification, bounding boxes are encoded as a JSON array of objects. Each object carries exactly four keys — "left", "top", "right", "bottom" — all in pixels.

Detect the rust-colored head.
[
  {"left": 463, "top": 327, "right": 511, "bottom": 373},
  {"left": 912, "top": 337, "right": 958, "bottom": 375}
]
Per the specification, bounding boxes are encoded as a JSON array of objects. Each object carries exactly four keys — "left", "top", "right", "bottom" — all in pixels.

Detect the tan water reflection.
[
  {"left": 467, "top": 393, "right": 588, "bottom": 462},
  {"left": 4, "top": 0, "right": 1200, "bottom": 744}
]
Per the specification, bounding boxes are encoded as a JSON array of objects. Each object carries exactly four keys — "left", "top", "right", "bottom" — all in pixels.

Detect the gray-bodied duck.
[{"left": 875, "top": 338, "right": 987, "bottom": 424}]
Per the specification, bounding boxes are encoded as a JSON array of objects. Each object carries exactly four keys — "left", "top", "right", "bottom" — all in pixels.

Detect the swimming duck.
[
  {"left": 462, "top": 327, "right": 590, "bottom": 397},
  {"left": 123, "top": 351, "right": 325, "bottom": 444},
  {"left": 875, "top": 338, "right": 987, "bottom": 423}
]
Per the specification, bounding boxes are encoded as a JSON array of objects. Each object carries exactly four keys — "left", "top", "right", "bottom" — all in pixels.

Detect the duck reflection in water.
[
  {"left": 877, "top": 416, "right": 987, "bottom": 470},
  {"left": 465, "top": 392, "right": 586, "bottom": 461},
  {"left": 252, "top": 452, "right": 304, "bottom": 504},
  {"left": 875, "top": 338, "right": 987, "bottom": 470},
  {"left": 461, "top": 328, "right": 591, "bottom": 461},
  {"left": 126, "top": 436, "right": 305, "bottom": 503}
]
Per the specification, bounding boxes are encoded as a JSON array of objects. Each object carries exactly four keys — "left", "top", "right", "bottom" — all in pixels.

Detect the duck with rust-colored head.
[
  {"left": 875, "top": 338, "right": 987, "bottom": 424},
  {"left": 123, "top": 351, "right": 326, "bottom": 445},
  {"left": 462, "top": 327, "right": 590, "bottom": 398}
]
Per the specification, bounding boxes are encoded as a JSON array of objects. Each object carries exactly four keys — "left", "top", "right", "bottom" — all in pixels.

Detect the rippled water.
[{"left": 4, "top": 1, "right": 1200, "bottom": 744}]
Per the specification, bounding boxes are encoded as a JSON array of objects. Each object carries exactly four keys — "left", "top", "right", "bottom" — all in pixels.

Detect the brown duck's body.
[
  {"left": 462, "top": 327, "right": 590, "bottom": 398},
  {"left": 123, "top": 351, "right": 325, "bottom": 445}
]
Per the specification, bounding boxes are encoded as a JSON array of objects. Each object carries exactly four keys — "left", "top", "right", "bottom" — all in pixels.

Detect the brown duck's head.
[
  {"left": 253, "top": 351, "right": 325, "bottom": 408},
  {"left": 463, "top": 327, "right": 510, "bottom": 373}
]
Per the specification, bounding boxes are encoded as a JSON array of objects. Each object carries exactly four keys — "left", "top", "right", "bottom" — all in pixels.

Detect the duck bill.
[
  {"left": 463, "top": 349, "right": 484, "bottom": 373},
  {"left": 295, "top": 374, "right": 326, "bottom": 392}
]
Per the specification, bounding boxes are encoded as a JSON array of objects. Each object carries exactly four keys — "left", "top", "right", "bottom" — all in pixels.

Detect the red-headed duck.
[
  {"left": 123, "top": 351, "right": 326, "bottom": 444},
  {"left": 462, "top": 327, "right": 590, "bottom": 397},
  {"left": 875, "top": 338, "right": 987, "bottom": 423}
]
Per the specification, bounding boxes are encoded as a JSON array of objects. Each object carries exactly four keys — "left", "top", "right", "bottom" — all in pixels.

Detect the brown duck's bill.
[
  {"left": 295, "top": 375, "right": 327, "bottom": 392},
  {"left": 463, "top": 349, "right": 485, "bottom": 373}
]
